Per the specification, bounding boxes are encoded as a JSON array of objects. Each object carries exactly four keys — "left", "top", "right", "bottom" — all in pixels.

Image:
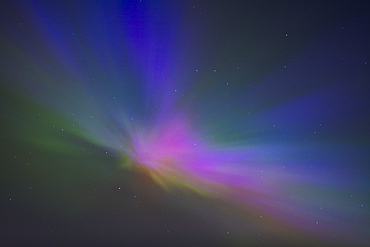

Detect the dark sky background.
[{"left": 1, "top": 0, "right": 370, "bottom": 246}]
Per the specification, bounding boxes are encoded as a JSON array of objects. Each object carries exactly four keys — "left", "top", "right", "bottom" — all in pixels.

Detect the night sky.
[{"left": 1, "top": 0, "right": 370, "bottom": 246}]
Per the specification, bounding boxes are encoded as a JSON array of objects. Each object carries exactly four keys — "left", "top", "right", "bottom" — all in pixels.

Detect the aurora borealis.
[{"left": 1, "top": 0, "right": 370, "bottom": 246}]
